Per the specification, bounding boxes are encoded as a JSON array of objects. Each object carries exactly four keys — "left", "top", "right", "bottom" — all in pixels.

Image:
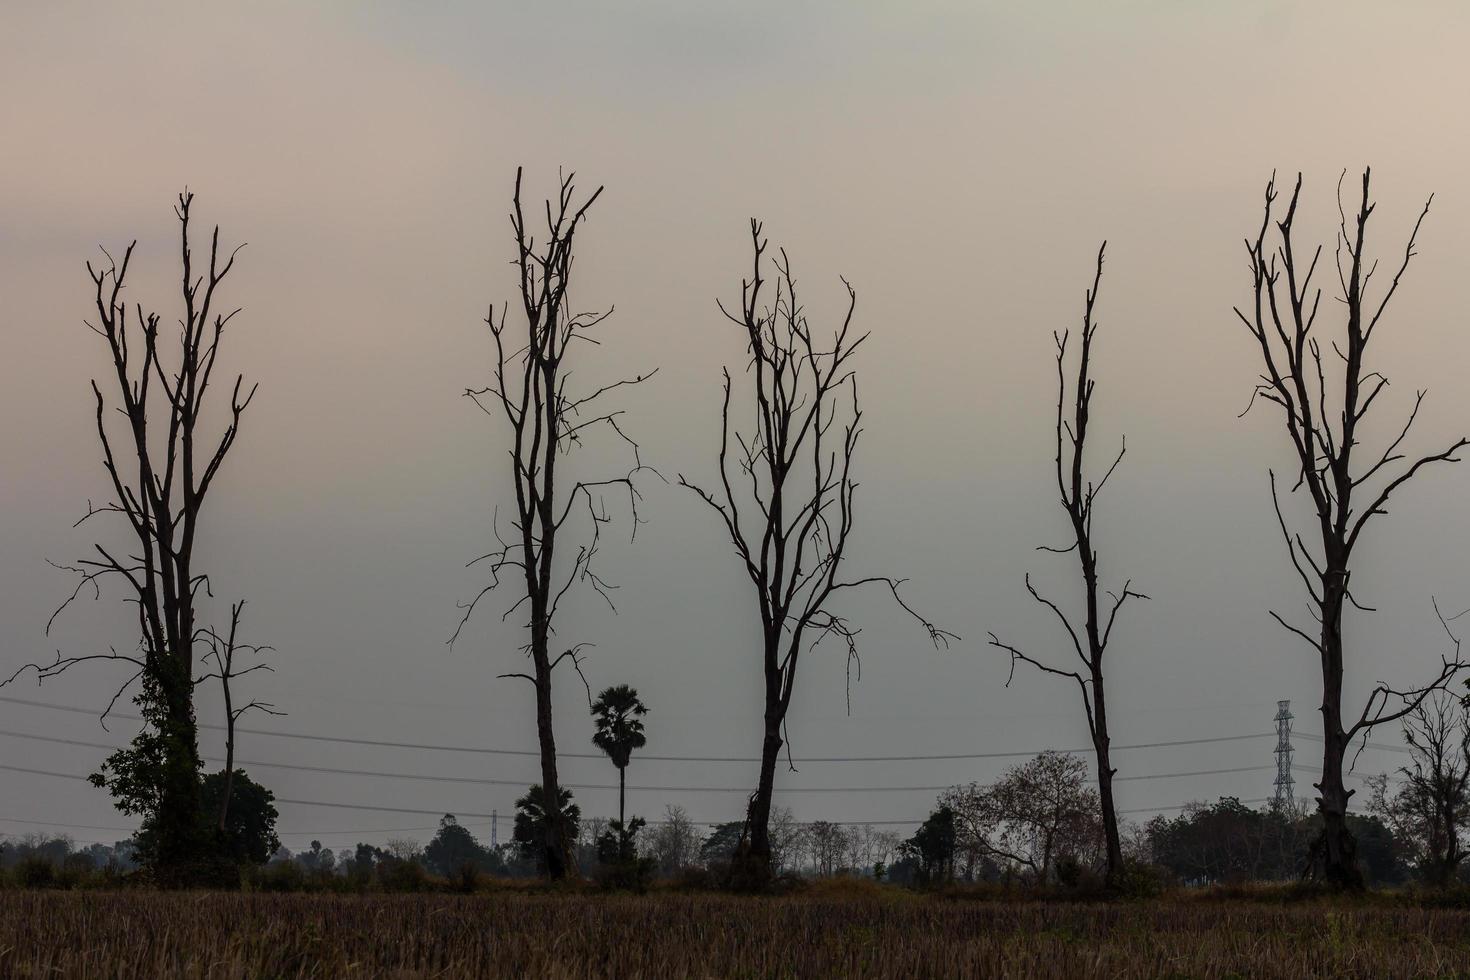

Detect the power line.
[
  {"left": 0, "top": 814, "right": 444, "bottom": 839},
  {"left": 0, "top": 728, "right": 1275, "bottom": 793},
  {"left": 1295, "top": 731, "right": 1411, "bottom": 755},
  {"left": 0, "top": 763, "right": 87, "bottom": 782},
  {"left": 0, "top": 815, "right": 137, "bottom": 833},
  {"left": 0, "top": 694, "right": 1273, "bottom": 763},
  {"left": 0, "top": 761, "right": 1273, "bottom": 827}
]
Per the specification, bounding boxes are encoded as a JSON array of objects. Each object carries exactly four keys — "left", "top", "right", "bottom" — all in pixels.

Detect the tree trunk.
[
  {"left": 1092, "top": 688, "right": 1124, "bottom": 884},
  {"left": 618, "top": 766, "right": 626, "bottom": 831},
  {"left": 154, "top": 655, "right": 203, "bottom": 885},
  {"left": 736, "top": 714, "right": 782, "bottom": 884},
  {"left": 1315, "top": 578, "right": 1363, "bottom": 889},
  {"left": 532, "top": 617, "right": 572, "bottom": 880},
  {"left": 219, "top": 666, "right": 235, "bottom": 834}
]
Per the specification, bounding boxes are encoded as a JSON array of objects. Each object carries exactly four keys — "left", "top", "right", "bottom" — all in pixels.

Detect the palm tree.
[
  {"left": 511, "top": 784, "right": 581, "bottom": 875},
  {"left": 591, "top": 684, "right": 649, "bottom": 835}
]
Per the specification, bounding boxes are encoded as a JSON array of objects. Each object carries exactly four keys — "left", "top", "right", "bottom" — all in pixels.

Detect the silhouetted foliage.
[
  {"left": 424, "top": 814, "right": 505, "bottom": 878},
  {"left": 590, "top": 684, "right": 649, "bottom": 839},
  {"left": 512, "top": 784, "right": 581, "bottom": 875},
  {"left": 903, "top": 805, "right": 957, "bottom": 886},
  {"left": 199, "top": 769, "right": 279, "bottom": 866},
  {"left": 944, "top": 751, "right": 1103, "bottom": 883}
]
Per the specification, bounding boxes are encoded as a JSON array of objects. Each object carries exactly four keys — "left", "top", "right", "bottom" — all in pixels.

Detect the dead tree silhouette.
[
  {"left": 196, "top": 600, "right": 280, "bottom": 834},
  {"left": 2, "top": 192, "right": 256, "bottom": 884},
  {"left": 679, "top": 220, "right": 953, "bottom": 886},
  {"left": 988, "top": 242, "right": 1147, "bottom": 888},
  {"left": 1233, "top": 169, "right": 1468, "bottom": 889},
  {"left": 452, "top": 168, "right": 653, "bottom": 880}
]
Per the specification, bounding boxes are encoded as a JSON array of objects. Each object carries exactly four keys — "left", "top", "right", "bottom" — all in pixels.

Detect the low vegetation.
[{"left": 3, "top": 889, "right": 1470, "bottom": 979}]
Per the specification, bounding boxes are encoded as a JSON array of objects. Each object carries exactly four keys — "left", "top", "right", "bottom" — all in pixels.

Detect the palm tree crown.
[{"left": 591, "top": 684, "right": 649, "bottom": 770}]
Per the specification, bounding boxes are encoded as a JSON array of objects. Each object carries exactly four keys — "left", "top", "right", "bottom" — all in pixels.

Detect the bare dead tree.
[
  {"left": 679, "top": 220, "right": 953, "bottom": 884},
  {"left": 987, "top": 242, "right": 1147, "bottom": 887},
  {"left": 1369, "top": 649, "right": 1470, "bottom": 887},
  {"left": 196, "top": 600, "right": 280, "bottom": 833},
  {"left": 2, "top": 192, "right": 254, "bottom": 882},
  {"left": 451, "top": 168, "right": 652, "bottom": 880},
  {"left": 1233, "top": 169, "right": 1468, "bottom": 889}
]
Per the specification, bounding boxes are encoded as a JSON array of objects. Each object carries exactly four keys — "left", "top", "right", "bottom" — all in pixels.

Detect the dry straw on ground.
[{"left": 4, "top": 890, "right": 1470, "bottom": 979}]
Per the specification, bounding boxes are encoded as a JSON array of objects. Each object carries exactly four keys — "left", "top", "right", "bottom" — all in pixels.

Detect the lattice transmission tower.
[{"left": 1273, "top": 700, "right": 1294, "bottom": 810}]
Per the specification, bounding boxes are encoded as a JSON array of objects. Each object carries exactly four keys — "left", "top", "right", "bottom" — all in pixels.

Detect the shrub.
[
  {"left": 256, "top": 860, "right": 307, "bottom": 893},
  {"left": 1112, "top": 859, "right": 1166, "bottom": 899},
  {"left": 379, "top": 859, "right": 431, "bottom": 893},
  {"left": 17, "top": 856, "right": 57, "bottom": 889}
]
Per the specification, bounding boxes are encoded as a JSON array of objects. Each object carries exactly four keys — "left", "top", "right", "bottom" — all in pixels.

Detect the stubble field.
[{"left": 3, "top": 889, "right": 1469, "bottom": 979}]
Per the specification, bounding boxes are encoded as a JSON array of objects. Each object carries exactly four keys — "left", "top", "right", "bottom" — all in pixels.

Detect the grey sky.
[{"left": 3, "top": 0, "right": 1469, "bottom": 852}]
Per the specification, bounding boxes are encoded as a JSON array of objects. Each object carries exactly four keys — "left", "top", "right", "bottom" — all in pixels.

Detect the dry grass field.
[{"left": 3, "top": 888, "right": 1470, "bottom": 979}]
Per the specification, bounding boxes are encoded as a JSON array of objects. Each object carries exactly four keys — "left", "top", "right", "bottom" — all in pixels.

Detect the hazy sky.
[{"left": 4, "top": 1, "right": 1470, "bottom": 853}]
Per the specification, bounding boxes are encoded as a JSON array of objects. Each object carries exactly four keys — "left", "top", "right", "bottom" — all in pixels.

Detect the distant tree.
[
  {"left": 849, "top": 826, "right": 902, "bottom": 878},
  {"left": 385, "top": 838, "right": 424, "bottom": 864},
  {"left": 1231, "top": 169, "right": 1468, "bottom": 888},
  {"left": 767, "top": 806, "right": 806, "bottom": 876},
  {"left": 806, "top": 821, "right": 850, "bottom": 877},
  {"left": 1348, "top": 812, "right": 1407, "bottom": 886},
  {"left": 596, "top": 816, "right": 647, "bottom": 863},
  {"left": 576, "top": 816, "right": 609, "bottom": 871},
  {"left": 1369, "top": 690, "right": 1470, "bottom": 886},
  {"left": 3, "top": 193, "right": 258, "bottom": 884},
  {"left": 341, "top": 842, "right": 381, "bottom": 884},
  {"left": 904, "top": 805, "right": 957, "bottom": 885},
  {"left": 988, "top": 243, "right": 1147, "bottom": 888},
  {"left": 451, "top": 169, "right": 654, "bottom": 881},
  {"left": 647, "top": 805, "right": 701, "bottom": 874},
  {"left": 944, "top": 751, "right": 1102, "bottom": 883},
  {"left": 594, "top": 816, "right": 649, "bottom": 877},
  {"left": 590, "top": 684, "right": 649, "bottom": 858},
  {"left": 297, "top": 840, "right": 335, "bottom": 873},
  {"left": 425, "top": 814, "right": 503, "bottom": 877},
  {"left": 1146, "top": 797, "right": 1301, "bottom": 883},
  {"left": 680, "top": 221, "right": 951, "bottom": 884},
  {"left": 512, "top": 784, "right": 581, "bottom": 874},
  {"left": 199, "top": 769, "right": 279, "bottom": 866},
  {"left": 699, "top": 821, "right": 745, "bottom": 866}
]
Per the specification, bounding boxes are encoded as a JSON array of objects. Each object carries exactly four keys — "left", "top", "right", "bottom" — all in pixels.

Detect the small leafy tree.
[
  {"left": 199, "top": 769, "right": 279, "bottom": 866},
  {"left": 424, "top": 814, "right": 503, "bottom": 878},
  {"left": 943, "top": 751, "right": 1103, "bottom": 883},
  {"left": 512, "top": 785, "right": 581, "bottom": 875},
  {"left": 904, "top": 805, "right": 957, "bottom": 886}
]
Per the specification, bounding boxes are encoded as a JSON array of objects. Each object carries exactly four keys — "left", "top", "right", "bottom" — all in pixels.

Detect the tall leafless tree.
[
  {"left": 1233, "top": 169, "right": 1468, "bottom": 888},
  {"left": 2, "top": 192, "right": 255, "bottom": 883},
  {"left": 197, "top": 600, "right": 280, "bottom": 833},
  {"left": 452, "top": 168, "right": 652, "bottom": 880},
  {"left": 988, "top": 243, "right": 1146, "bottom": 887},
  {"left": 680, "top": 221, "right": 952, "bottom": 884}
]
